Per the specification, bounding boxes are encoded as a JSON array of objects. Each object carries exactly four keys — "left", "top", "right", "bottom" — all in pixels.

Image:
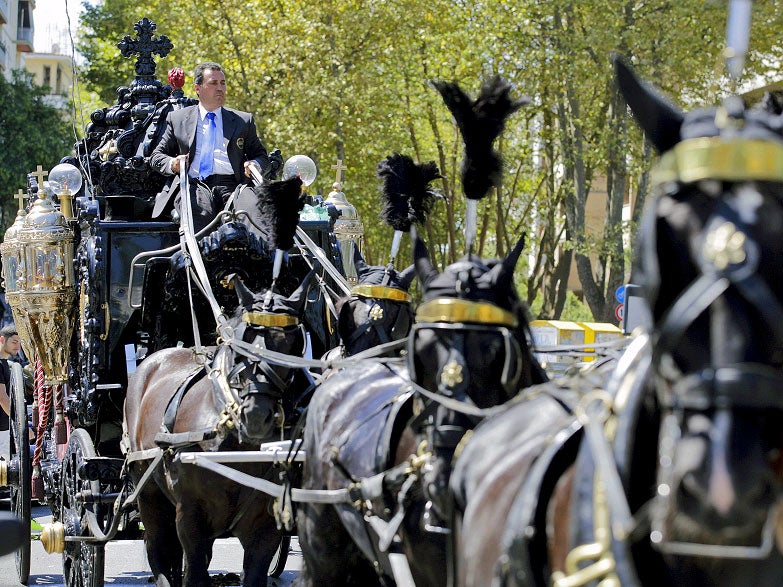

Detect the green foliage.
[
  {"left": 0, "top": 70, "right": 73, "bottom": 230},
  {"left": 560, "top": 291, "right": 595, "bottom": 323},
  {"left": 528, "top": 290, "right": 594, "bottom": 323}
]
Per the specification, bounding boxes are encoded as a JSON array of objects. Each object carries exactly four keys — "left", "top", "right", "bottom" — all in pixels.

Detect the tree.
[
  {"left": 73, "top": 0, "right": 783, "bottom": 322},
  {"left": 0, "top": 70, "right": 74, "bottom": 230}
]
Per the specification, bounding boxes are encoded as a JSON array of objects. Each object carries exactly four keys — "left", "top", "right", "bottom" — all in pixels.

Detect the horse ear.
[
  {"left": 353, "top": 243, "right": 371, "bottom": 279},
  {"left": 286, "top": 267, "right": 318, "bottom": 315},
  {"left": 228, "top": 273, "right": 255, "bottom": 308},
  {"left": 398, "top": 264, "right": 416, "bottom": 291},
  {"left": 502, "top": 233, "right": 526, "bottom": 274},
  {"left": 492, "top": 233, "right": 526, "bottom": 291},
  {"left": 412, "top": 226, "right": 438, "bottom": 289},
  {"left": 613, "top": 55, "right": 683, "bottom": 154}
]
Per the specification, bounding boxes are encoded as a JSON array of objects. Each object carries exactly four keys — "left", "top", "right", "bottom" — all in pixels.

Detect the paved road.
[{"left": 0, "top": 504, "right": 301, "bottom": 586}]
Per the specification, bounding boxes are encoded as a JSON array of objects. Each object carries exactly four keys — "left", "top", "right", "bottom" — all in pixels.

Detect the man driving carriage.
[{"left": 150, "top": 62, "right": 282, "bottom": 232}]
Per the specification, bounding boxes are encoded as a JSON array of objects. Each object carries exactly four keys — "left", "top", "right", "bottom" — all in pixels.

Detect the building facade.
[
  {"left": 0, "top": 0, "right": 34, "bottom": 76},
  {"left": 1, "top": 0, "right": 75, "bottom": 109}
]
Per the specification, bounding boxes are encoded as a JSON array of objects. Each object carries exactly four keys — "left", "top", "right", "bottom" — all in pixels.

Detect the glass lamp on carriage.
[{"left": 4, "top": 168, "right": 79, "bottom": 386}]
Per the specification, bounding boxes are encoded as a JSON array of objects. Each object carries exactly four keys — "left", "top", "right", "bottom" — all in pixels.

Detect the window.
[
  {"left": 43, "top": 65, "right": 51, "bottom": 88},
  {"left": 56, "top": 66, "right": 61, "bottom": 93},
  {"left": 18, "top": 1, "right": 31, "bottom": 28}
]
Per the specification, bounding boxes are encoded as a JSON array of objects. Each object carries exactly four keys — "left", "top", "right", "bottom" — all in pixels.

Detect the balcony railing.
[{"left": 17, "top": 26, "right": 34, "bottom": 51}]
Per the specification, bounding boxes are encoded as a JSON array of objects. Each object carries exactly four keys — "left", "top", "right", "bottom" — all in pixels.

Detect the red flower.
[{"left": 168, "top": 67, "right": 185, "bottom": 89}]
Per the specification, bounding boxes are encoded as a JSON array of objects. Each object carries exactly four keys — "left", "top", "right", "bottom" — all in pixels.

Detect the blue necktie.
[{"left": 198, "top": 112, "right": 217, "bottom": 179}]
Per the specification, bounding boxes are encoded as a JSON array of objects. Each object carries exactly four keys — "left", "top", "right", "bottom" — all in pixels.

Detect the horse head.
[
  {"left": 224, "top": 268, "right": 316, "bottom": 443},
  {"left": 411, "top": 231, "right": 545, "bottom": 408},
  {"left": 618, "top": 57, "right": 783, "bottom": 559},
  {"left": 408, "top": 230, "right": 546, "bottom": 519},
  {"left": 335, "top": 246, "right": 416, "bottom": 355}
]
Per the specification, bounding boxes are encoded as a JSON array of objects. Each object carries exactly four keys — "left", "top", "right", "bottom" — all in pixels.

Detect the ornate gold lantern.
[
  {"left": 3, "top": 182, "right": 77, "bottom": 384},
  {"left": 325, "top": 181, "right": 364, "bottom": 285},
  {"left": 2, "top": 195, "right": 30, "bottom": 361}
]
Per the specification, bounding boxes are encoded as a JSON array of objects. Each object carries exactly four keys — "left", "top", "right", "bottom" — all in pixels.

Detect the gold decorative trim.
[
  {"left": 416, "top": 298, "right": 518, "bottom": 327},
  {"left": 242, "top": 312, "right": 299, "bottom": 327},
  {"left": 41, "top": 521, "right": 66, "bottom": 554},
  {"left": 351, "top": 284, "right": 412, "bottom": 303},
  {"left": 652, "top": 138, "right": 783, "bottom": 186}
]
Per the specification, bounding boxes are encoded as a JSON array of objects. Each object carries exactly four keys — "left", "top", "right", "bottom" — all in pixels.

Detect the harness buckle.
[{"left": 348, "top": 482, "right": 364, "bottom": 510}]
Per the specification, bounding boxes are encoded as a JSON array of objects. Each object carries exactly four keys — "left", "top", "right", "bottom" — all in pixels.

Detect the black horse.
[
  {"left": 124, "top": 270, "right": 315, "bottom": 587},
  {"left": 330, "top": 246, "right": 416, "bottom": 358},
  {"left": 450, "top": 58, "right": 783, "bottom": 587},
  {"left": 296, "top": 232, "right": 548, "bottom": 586}
]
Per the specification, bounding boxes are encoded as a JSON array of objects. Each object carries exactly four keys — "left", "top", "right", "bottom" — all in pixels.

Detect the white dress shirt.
[{"left": 189, "top": 105, "right": 233, "bottom": 178}]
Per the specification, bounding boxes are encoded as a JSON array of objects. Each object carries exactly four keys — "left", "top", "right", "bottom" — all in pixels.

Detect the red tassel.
[
  {"left": 54, "top": 417, "right": 67, "bottom": 445},
  {"left": 31, "top": 469, "right": 44, "bottom": 500}
]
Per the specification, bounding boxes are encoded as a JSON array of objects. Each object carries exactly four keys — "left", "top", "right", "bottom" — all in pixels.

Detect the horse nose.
[{"left": 240, "top": 393, "right": 278, "bottom": 440}]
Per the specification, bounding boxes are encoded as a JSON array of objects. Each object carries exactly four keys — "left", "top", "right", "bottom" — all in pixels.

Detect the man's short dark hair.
[
  {"left": 0, "top": 325, "right": 17, "bottom": 339},
  {"left": 194, "top": 62, "right": 223, "bottom": 86}
]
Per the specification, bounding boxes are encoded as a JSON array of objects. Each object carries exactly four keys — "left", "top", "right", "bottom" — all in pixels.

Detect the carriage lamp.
[
  {"left": 282, "top": 155, "right": 318, "bottom": 188},
  {"left": 7, "top": 187, "right": 77, "bottom": 384},
  {"left": 325, "top": 182, "right": 364, "bottom": 284},
  {"left": 1, "top": 198, "right": 29, "bottom": 297},
  {"left": 48, "top": 163, "right": 83, "bottom": 221}
]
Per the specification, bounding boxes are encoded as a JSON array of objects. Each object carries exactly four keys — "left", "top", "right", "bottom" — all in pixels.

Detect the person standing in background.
[{"left": 0, "top": 325, "right": 22, "bottom": 461}]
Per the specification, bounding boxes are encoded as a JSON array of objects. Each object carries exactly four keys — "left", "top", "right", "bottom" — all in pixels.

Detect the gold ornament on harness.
[
  {"left": 703, "top": 221, "right": 747, "bottom": 270},
  {"left": 440, "top": 360, "right": 464, "bottom": 388},
  {"left": 369, "top": 304, "right": 384, "bottom": 321}
]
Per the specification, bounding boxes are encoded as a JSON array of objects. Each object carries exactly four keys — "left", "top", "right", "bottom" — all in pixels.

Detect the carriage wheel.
[
  {"left": 268, "top": 533, "right": 291, "bottom": 578},
  {"left": 60, "top": 428, "right": 105, "bottom": 587},
  {"left": 8, "top": 362, "right": 31, "bottom": 584}
]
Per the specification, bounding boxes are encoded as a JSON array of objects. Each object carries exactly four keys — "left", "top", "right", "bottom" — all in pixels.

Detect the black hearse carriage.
[{"left": 0, "top": 19, "right": 346, "bottom": 586}]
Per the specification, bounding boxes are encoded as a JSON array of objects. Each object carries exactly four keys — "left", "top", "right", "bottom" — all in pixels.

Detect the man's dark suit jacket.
[{"left": 150, "top": 105, "right": 269, "bottom": 219}]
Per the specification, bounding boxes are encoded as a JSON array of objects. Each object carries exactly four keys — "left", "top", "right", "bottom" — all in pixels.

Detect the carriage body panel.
[{"left": 89, "top": 220, "right": 180, "bottom": 368}]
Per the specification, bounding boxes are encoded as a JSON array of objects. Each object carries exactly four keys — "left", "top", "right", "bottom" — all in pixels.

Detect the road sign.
[
  {"left": 615, "top": 303, "right": 624, "bottom": 322},
  {"left": 615, "top": 285, "right": 626, "bottom": 304}
]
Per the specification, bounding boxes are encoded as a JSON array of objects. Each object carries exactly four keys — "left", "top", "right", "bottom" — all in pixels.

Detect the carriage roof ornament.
[{"left": 325, "top": 158, "right": 366, "bottom": 286}]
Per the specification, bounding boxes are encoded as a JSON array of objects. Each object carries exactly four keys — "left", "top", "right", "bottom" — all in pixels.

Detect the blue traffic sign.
[{"left": 615, "top": 285, "right": 626, "bottom": 304}]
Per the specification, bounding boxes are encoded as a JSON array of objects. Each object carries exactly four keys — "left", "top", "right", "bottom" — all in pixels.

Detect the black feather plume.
[
  {"left": 377, "top": 153, "right": 442, "bottom": 232},
  {"left": 432, "top": 76, "right": 529, "bottom": 200},
  {"left": 254, "top": 177, "right": 305, "bottom": 250}
]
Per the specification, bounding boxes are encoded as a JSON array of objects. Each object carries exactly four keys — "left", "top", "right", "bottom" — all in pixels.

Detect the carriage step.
[{"left": 78, "top": 457, "right": 125, "bottom": 481}]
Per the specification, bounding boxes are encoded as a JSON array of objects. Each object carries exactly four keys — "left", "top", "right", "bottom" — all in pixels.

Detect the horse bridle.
[
  {"left": 651, "top": 194, "right": 783, "bottom": 409},
  {"left": 646, "top": 187, "right": 783, "bottom": 559},
  {"left": 213, "top": 317, "right": 304, "bottom": 437},
  {"left": 408, "top": 298, "right": 524, "bottom": 405}
]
